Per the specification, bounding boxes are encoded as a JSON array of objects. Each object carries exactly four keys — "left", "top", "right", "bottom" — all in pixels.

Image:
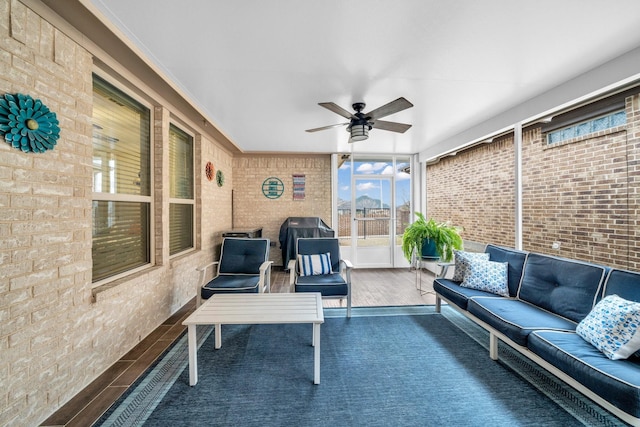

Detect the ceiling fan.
[{"left": 305, "top": 97, "right": 413, "bottom": 142}]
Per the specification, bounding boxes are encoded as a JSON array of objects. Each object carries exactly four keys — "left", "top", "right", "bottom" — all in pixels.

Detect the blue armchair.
[
  {"left": 196, "top": 237, "right": 272, "bottom": 306},
  {"left": 288, "top": 237, "right": 352, "bottom": 317}
]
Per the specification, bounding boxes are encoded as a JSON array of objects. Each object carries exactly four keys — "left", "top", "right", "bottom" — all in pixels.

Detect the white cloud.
[
  {"left": 356, "top": 182, "right": 378, "bottom": 191},
  {"left": 381, "top": 165, "right": 394, "bottom": 175},
  {"left": 356, "top": 163, "right": 374, "bottom": 173},
  {"left": 396, "top": 171, "right": 411, "bottom": 181},
  {"left": 340, "top": 185, "right": 350, "bottom": 191}
]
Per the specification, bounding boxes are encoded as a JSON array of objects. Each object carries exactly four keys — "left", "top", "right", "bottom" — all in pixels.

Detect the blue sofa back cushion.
[
  {"left": 485, "top": 244, "right": 528, "bottom": 296},
  {"left": 603, "top": 269, "right": 640, "bottom": 302},
  {"left": 218, "top": 238, "right": 269, "bottom": 274},
  {"left": 517, "top": 253, "right": 607, "bottom": 323}
]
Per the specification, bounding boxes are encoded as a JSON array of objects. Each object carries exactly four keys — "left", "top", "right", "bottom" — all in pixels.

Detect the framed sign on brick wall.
[{"left": 292, "top": 174, "right": 305, "bottom": 200}]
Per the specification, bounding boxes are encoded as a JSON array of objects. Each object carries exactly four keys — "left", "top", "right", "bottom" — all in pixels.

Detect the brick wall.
[
  {"left": 232, "top": 154, "right": 332, "bottom": 266},
  {"left": 427, "top": 136, "right": 516, "bottom": 246},
  {"left": 521, "top": 96, "right": 639, "bottom": 270},
  {"left": 427, "top": 92, "right": 640, "bottom": 271},
  {"left": 0, "top": 2, "right": 234, "bottom": 425}
]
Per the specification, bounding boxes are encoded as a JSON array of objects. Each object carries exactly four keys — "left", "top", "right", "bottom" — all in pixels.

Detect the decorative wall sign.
[
  {"left": 216, "top": 169, "right": 225, "bottom": 187},
  {"left": 262, "top": 177, "right": 284, "bottom": 199},
  {"left": 292, "top": 174, "right": 305, "bottom": 200},
  {"left": 0, "top": 93, "right": 60, "bottom": 153},
  {"left": 205, "top": 161, "right": 214, "bottom": 181}
]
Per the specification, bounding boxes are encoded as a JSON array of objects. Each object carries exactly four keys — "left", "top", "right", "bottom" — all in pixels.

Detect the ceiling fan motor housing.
[{"left": 347, "top": 103, "right": 372, "bottom": 132}]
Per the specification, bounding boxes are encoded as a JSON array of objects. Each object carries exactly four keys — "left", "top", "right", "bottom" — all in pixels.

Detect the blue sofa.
[{"left": 434, "top": 245, "right": 640, "bottom": 426}]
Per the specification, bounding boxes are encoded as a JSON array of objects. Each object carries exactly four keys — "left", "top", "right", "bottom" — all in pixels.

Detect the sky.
[{"left": 338, "top": 159, "right": 411, "bottom": 208}]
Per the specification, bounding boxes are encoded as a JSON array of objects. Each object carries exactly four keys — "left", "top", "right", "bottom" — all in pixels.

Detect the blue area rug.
[{"left": 97, "top": 306, "right": 625, "bottom": 426}]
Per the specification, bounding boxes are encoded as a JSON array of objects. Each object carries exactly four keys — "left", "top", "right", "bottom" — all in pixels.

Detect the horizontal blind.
[
  {"left": 169, "top": 124, "right": 194, "bottom": 255},
  {"left": 92, "top": 75, "right": 152, "bottom": 282}
]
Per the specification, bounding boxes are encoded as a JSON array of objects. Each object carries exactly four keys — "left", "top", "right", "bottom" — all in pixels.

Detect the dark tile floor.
[{"left": 40, "top": 300, "right": 197, "bottom": 427}]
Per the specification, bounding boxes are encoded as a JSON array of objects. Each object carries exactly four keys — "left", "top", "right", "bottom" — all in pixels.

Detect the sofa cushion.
[
  {"left": 467, "top": 297, "right": 576, "bottom": 346},
  {"left": 576, "top": 295, "right": 640, "bottom": 360},
  {"left": 433, "top": 278, "right": 500, "bottom": 310},
  {"left": 298, "top": 252, "right": 333, "bottom": 276},
  {"left": 517, "top": 253, "right": 607, "bottom": 323},
  {"left": 602, "top": 269, "right": 640, "bottom": 301},
  {"left": 452, "top": 250, "right": 489, "bottom": 282},
  {"left": 460, "top": 260, "right": 509, "bottom": 297},
  {"left": 485, "top": 244, "right": 528, "bottom": 296},
  {"left": 528, "top": 330, "right": 640, "bottom": 419}
]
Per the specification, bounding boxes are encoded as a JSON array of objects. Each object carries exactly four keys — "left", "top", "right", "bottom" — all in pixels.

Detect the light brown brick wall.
[
  {"left": 232, "top": 154, "right": 332, "bottom": 266},
  {"left": 521, "top": 96, "right": 639, "bottom": 271},
  {"left": 0, "top": 3, "right": 233, "bottom": 425},
  {"left": 427, "top": 92, "right": 640, "bottom": 271},
  {"left": 427, "top": 136, "right": 516, "bottom": 246}
]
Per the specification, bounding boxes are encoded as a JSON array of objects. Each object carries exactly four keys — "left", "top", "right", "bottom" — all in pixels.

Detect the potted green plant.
[{"left": 401, "top": 213, "right": 463, "bottom": 263}]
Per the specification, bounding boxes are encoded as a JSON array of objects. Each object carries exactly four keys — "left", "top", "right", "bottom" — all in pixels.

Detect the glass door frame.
[
  {"left": 351, "top": 174, "right": 394, "bottom": 267},
  {"left": 333, "top": 154, "right": 413, "bottom": 268}
]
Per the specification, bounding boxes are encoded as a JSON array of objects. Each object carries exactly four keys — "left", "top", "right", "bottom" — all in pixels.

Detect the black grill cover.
[{"left": 279, "top": 217, "right": 334, "bottom": 268}]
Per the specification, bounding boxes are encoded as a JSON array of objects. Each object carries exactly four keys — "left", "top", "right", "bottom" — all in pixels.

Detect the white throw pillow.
[
  {"left": 460, "top": 259, "right": 509, "bottom": 297},
  {"left": 576, "top": 294, "right": 640, "bottom": 360},
  {"left": 298, "top": 252, "right": 333, "bottom": 276},
  {"left": 452, "top": 250, "right": 490, "bottom": 282}
]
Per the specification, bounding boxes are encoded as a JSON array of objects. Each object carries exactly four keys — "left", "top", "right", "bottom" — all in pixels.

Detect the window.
[
  {"left": 542, "top": 89, "right": 632, "bottom": 146},
  {"left": 92, "top": 75, "right": 151, "bottom": 282},
  {"left": 169, "top": 124, "right": 194, "bottom": 255},
  {"left": 547, "top": 110, "right": 626, "bottom": 145}
]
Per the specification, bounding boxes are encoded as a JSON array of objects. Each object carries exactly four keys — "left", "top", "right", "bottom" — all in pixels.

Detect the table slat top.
[{"left": 183, "top": 293, "right": 324, "bottom": 325}]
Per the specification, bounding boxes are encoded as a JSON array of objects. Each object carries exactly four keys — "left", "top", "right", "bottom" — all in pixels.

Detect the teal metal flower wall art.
[{"left": 0, "top": 93, "right": 60, "bottom": 153}]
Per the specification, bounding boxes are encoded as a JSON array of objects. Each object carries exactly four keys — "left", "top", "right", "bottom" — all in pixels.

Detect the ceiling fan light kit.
[
  {"left": 348, "top": 123, "right": 370, "bottom": 141},
  {"left": 306, "top": 97, "right": 413, "bottom": 143}
]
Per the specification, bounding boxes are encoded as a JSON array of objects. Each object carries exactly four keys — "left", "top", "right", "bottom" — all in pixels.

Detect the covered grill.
[{"left": 279, "top": 217, "right": 334, "bottom": 269}]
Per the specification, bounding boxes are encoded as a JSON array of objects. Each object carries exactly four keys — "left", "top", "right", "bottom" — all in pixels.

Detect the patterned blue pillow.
[
  {"left": 460, "top": 259, "right": 509, "bottom": 296},
  {"left": 576, "top": 294, "right": 640, "bottom": 360},
  {"left": 452, "top": 250, "right": 490, "bottom": 282},
  {"left": 298, "top": 252, "right": 333, "bottom": 276}
]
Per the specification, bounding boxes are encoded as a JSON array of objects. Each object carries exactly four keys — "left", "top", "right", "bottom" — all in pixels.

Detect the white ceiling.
[{"left": 85, "top": 0, "right": 640, "bottom": 157}]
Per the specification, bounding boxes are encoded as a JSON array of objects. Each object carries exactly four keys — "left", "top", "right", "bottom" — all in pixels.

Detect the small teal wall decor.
[
  {"left": 262, "top": 177, "right": 284, "bottom": 199},
  {"left": 216, "top": 169, "right": 225, "bottom": 187},
  {"left": 0, "top": 93, "right": 60, "bottom": 153}
]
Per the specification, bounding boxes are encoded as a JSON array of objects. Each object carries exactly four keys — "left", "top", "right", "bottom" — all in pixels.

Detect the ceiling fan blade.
[
  {"left": 365, "top": 97, "right": 413, "bottom": 120},
  {"left": 371, "top": 120, "right": 412, "bottom": 133},
  {"left": 305, "top": 122, "right": 349, "bottom": 132},
  {"left": 318, "top": 102, "right": 355, "bottom": 119}
]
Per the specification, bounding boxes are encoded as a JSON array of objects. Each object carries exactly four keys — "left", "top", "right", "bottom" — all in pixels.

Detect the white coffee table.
[{"left": 182, "top": 292, "right": 324, "bottom": 386}]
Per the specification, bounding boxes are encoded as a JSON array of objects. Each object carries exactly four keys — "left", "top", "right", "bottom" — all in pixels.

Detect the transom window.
[{"left": 547, "top": 110, "right": 626, "bottom": 145}]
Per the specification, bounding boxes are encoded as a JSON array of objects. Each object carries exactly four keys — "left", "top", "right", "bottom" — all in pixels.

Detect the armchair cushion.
[
  {"left": 295, "top": 272, "right": 348, "bottom": 296},
  {"left": 219, "top": 237, "right": 269, "bottom": 274},
  {"left": 201, "top": 275, "right": 260, "bottom": 299},
  {"left": 298, "top": 252, "right": 333, "bottom": 276}
]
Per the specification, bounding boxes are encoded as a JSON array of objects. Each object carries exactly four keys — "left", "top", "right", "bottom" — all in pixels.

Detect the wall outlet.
[{"left": 551, "top": 241, "right": 561, "bottom": 250}]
